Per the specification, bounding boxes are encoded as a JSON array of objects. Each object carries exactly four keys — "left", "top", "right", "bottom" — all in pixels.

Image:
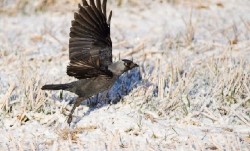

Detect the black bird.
[{"left": 41, "top": 0, "right": 138, "bottom": 125}]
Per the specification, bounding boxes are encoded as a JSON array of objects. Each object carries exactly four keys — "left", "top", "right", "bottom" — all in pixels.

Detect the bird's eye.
[{"left": 124, "top": 62, "right": 129, "bottom": 67}]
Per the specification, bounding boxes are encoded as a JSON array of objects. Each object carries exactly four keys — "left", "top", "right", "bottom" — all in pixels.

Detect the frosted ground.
[{"left": 0, "top": 0, "right": 250, "bottom": 150}]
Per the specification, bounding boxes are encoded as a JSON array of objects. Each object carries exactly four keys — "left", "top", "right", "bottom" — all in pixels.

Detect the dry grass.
[
  {"left": 0, "top": 0, "right": 222, "bottom": 15},
  {"left": 180, "top": 9, "right": 197, "bottom": 46},
  {"left": 0, "top": 0, "right": 151, "bottom": 15}
]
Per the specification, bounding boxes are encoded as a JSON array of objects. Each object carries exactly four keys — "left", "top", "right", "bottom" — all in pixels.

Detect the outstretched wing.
[{"left": 67, "top": 0, "right": 112, "bottom": 79}]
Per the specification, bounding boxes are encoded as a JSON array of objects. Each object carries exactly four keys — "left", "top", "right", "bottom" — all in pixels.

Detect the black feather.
[
  {"left": 41, "top": 84, "right": 71, "bottom": 90},
  {"left": 68, "top": 0, "right": 112, "bottom": 79}
]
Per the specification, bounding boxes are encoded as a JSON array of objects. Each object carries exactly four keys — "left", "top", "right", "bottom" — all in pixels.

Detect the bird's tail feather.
[{"left": 41, "top": 84, "right": 71, "bottom": 90}]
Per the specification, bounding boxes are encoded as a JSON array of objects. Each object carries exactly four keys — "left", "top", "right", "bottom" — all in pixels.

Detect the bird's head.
[{"left": 108, "top": 59, "right": 139, "bottom": 75}]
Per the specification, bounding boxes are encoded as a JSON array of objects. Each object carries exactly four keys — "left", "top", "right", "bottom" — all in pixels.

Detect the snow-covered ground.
[{"left": 0, "top": 0, "right": 250, "bottom": 150}]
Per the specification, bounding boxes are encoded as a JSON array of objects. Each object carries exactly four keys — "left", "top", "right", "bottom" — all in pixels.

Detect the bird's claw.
[{"left": 67, "top": 114, "right": 73, "bottom": 125}]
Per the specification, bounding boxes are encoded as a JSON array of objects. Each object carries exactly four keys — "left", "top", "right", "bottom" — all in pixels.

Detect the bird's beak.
[{"left": 134, "top": 63, "right": 139, "bottom": 67}]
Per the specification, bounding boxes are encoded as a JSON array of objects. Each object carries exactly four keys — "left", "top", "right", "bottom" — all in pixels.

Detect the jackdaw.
[{"left": 41, "top": 0, "right": 138, "bottom": 125}]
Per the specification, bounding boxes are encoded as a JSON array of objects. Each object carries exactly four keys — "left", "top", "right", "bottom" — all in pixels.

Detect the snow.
[{"left": 0, "top": 0, "right": 250, "bottom": 150}]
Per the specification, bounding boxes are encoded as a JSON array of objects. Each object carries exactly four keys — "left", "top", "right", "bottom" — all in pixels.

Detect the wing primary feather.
[
  {"left": 82, "top": 0, "right": 88, "bottom": 6},
  {"left": 80, "top": 5, "right": 104, "bottom": 37},
  {"left": 91, "top": 6, "right": 106, "bottom": 36},
  {"left": 96, "top": 0, "right": 107, "bottom": 24},
  {"left": 102, "top": 0, "right": 107, "bottom": 19},
  {"left": 79, "top": 4, "right": 100, "bottom": 30},
  {"left": 108, "top": 10, "right": 112, "bottom": 26},
  {"left": 71, "top": 20, "right": 100, "bottom": 38},
  {"left": 75, "top": 9, "right": 104, "bottom": 38},
  {"left": 91, "top": 0, "right": 106, "bottom": 33},
  {"left": 74, "top": 12, "right": 94, "bottom": 32},
  {"left": 96, "top": 0, "right": 101, "bottom": 11},
  {"left": 78, "top": 5, "right": 95, "bottom": 28},
  {"left": 89, "top": 0, "right": 95, "bottom": 6}
]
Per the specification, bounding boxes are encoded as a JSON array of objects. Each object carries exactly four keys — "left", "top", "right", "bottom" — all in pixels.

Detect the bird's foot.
[
  {"left": 67, "top": 114, "right": 73, "bottom": 125},
  {"left": 67, "top": 97, "right": 84, "bottom": 126}
]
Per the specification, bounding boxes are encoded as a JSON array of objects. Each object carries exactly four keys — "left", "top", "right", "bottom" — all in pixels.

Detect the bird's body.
[
  {"left": 42, "top": 0, "right": 138, "bottom": 125},
  {"left": 43, "top": 74, "right": 119, "bottom": 99}
]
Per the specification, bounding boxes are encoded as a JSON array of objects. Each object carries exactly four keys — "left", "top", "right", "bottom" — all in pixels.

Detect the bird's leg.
[
  {"left": 101, "top": 90, "right": 109, "bottom": 102},
  {"left": 67, "top": 97, "right": 83, "bottom": 125},
  {"left": 96, "top": 93, "right": 99, "bottom": 104}
]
